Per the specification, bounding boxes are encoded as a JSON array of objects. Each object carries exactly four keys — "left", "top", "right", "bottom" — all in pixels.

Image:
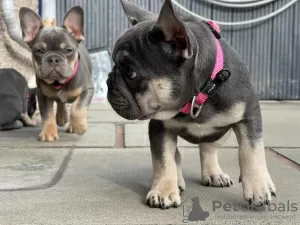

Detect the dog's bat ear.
[
  {"left": 154, "top": 0, "right": 193, "bottom": 59},
  {"left": 120, "top": 0, "right": 155, "bottom": 26},
  {"left": 19, "top": 7, "right": 43, "bottom": 44},
  {"left": 63, "top": 6, "right": 84, "bottom": 41}
]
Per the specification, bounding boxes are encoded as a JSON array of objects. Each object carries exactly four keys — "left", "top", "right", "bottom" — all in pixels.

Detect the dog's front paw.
[
  {"left": 145, "top": 183, "right": 181, "bottom": 209},
  {"left": 240, "top": 171, "right": 276, "bottom": 207},
  {"left": 201, "top": 173, "right": 233, "bottom": 188},
  {"left": 67, "top": 117, "right": 87, "bottom": 135},
  {"left": 178, "top": 180, "right": 186, "bottom": 195},
  {"left": 39, "top": 124, "right": 59, "bottom": 142}
]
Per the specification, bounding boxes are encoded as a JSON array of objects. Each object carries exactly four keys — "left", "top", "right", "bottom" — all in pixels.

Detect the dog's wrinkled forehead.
[
  {"left": 113, "top": 25, "right": 146, "bottom": 58},
  {"left": 34, "top": 27, "right": 78, "bottom": 50},
  {"left": 112, "top": 21, "right": 161, "bottom": 70}
]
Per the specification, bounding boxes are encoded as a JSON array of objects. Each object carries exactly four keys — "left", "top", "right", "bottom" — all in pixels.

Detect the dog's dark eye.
[
  {"left": 122, "top": 67, "right": 137, "bottom": 80},
  {"left": 128, "top": 71, "right": 137, "bottom": 79},
  {"left": 64, "top": 48, "right": 73, "bottom": 54},
  {"left": 120, "top": 67, "right": 137, "bottom": 80},
  {"left": 35, "top": 49, "right": 44, "bottom": 55}
]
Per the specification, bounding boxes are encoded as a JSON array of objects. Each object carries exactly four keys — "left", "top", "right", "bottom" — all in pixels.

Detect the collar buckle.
[
  {"left": 201, "top": 69, "right": 231, "bottom": 97},
  {"left": 215, "top": 69, "right": 231, "bottom": 84},
  {"left": 201, "top": 80, "right": 217, "bottom": 97},
  {"left": 190, "top": 96, "right": 204, "bottom": 119}
]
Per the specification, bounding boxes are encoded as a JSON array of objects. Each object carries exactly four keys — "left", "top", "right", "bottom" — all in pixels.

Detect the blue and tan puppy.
[
  {"left": 0, "top": 69, "right": 37, "bottom": 131},
  {"left": 107, "top": 0, "right": 276, "bottom": 209},
  {"left": 19, "top": 6, "right": 94, "bottom": 141}
]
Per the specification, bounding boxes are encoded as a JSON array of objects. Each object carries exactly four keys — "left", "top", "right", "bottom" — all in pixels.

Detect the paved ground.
[{"left": 0, "top": 101, "right": 299, "bottom": 225}]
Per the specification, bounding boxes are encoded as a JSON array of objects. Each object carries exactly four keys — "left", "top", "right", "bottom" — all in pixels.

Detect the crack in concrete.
[
  {"left": 0, "top": 147, "right": 74, "bottom": 192},
  {"left": 267, "top": 148, "right": 300, "bottom": 172}
]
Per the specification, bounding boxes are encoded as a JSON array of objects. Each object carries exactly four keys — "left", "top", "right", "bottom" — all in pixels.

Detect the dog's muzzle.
[{"left": 106, "top": 70, "right": 141, "bottom": 120}]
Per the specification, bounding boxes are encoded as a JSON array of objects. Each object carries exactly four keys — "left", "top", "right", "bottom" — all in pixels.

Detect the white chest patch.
[{"left": 164, "top": 102, "right": 246, "bottom": 137}]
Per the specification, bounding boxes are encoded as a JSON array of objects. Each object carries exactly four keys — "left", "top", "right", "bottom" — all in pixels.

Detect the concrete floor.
[{"left": 0, "top": 102, "right": 299, "bottom": 225}]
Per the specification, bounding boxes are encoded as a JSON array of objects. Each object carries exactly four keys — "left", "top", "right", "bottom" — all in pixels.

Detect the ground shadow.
[
  {"left": 0, "top": 127, "right": 39, "bottom": 139},
  {"left": 102, "top": 167, "right": 151, "bottom": 204}
]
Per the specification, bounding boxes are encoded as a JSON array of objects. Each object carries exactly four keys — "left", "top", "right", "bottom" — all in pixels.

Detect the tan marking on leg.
[
  {"left": 67, "top": 96, "right": 88, "bottom": 135},
  {"left": 175, "top": 148, "right": 185, "bottom": 192},
  {"left": 151, "top": 138, "right": 178, "bottom": 186},
  {"left": 234, "top": 123, "right": 276, "bottom": 206},
  {"left": 39, "top": 100, "right": 59, "bottom": 142},
  {"left": 56, "top": 102, "right": 68, "bottom": 126},
  {"left": 146, "top": 136, "right": 181, "bottom": 209},
  {"left": 199, "top": 132, "right": 233, "bottom": 187}
]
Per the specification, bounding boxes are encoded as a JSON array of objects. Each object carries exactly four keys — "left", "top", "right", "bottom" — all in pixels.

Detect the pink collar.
[
  {"left": 52, "top": 60, "right": 79, "bottom": 90},
  {"left": 180, "top": 21, "right": 230, "bottom": 118}
]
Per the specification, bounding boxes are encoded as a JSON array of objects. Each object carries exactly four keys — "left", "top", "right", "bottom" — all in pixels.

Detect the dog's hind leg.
[
  {"left": 37, "top": 89, "right": 58, "bottom": 142},
  {"left": 199, "top": 131, "right": 233, "bottom": 187},
  {"left": 233, "top": 107, "right": 276, "bottom": 207},
  {"left": 56, "top": 102, "right": 68, "bottom": 127},
  {"left": 145, "top": 119, "right": 181, "bottom": 209}
]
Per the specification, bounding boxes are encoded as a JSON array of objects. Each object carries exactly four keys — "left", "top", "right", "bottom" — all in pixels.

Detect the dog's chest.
[
  {"left": 164, "top": 102, "right": 246, "bottom": 138},
  {"left": 40, "top": 84, "right": 82, "bottom": 103},
  {"left": 164, "top": 120, "right": 217, "bottom": 138}
]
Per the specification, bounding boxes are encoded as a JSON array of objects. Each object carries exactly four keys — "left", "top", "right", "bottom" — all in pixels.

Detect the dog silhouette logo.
[{"left": 182, "top": 197, "right": 210, "bottom": 223}]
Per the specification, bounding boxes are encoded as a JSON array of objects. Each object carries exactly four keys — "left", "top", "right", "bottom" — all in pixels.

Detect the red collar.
[
  {"left": 52, "top": 60, "right": 79, "bottom": 90},
  {"left": 180, "top": 21, "right": 230, "bottom": 118}
]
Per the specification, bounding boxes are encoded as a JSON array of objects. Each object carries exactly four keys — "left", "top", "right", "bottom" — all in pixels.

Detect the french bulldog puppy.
[
  {"left": 107, "top": 0, "right": 276, "bottom": 209},
  {"left": 0, "top": 68, "right": 37, "bottom": 131},
  {"left": 19, "top": 6, "right": 94, "bottom": 141}
]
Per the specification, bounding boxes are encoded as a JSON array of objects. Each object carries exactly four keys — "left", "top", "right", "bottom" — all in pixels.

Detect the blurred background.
[{"left": 0, "top": 0, "right": 299, "bottom": 101}]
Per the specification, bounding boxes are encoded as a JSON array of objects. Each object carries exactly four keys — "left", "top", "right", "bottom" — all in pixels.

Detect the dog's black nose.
[{"left": 47, "top": 56, "right": 61, "bottom": 66}]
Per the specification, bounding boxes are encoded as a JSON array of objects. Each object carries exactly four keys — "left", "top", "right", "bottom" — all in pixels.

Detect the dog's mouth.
[
  {"left": 39, "top": 66, "right": 69, "bottom": 81},
  {"left": 52, "top": 80, "right": 62, "bottom": 86},
  {"left": 107, "top": 73, "right": 143, "bottom": 120},
  {"left": 43, "top": 78, "right": 66, "bottom": 85},
  {"left": 48, "top": 69, "right": 67, "bottom": 79},
  {"left": 107, "top": 89, "right": 141, "bottom": 120}
]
